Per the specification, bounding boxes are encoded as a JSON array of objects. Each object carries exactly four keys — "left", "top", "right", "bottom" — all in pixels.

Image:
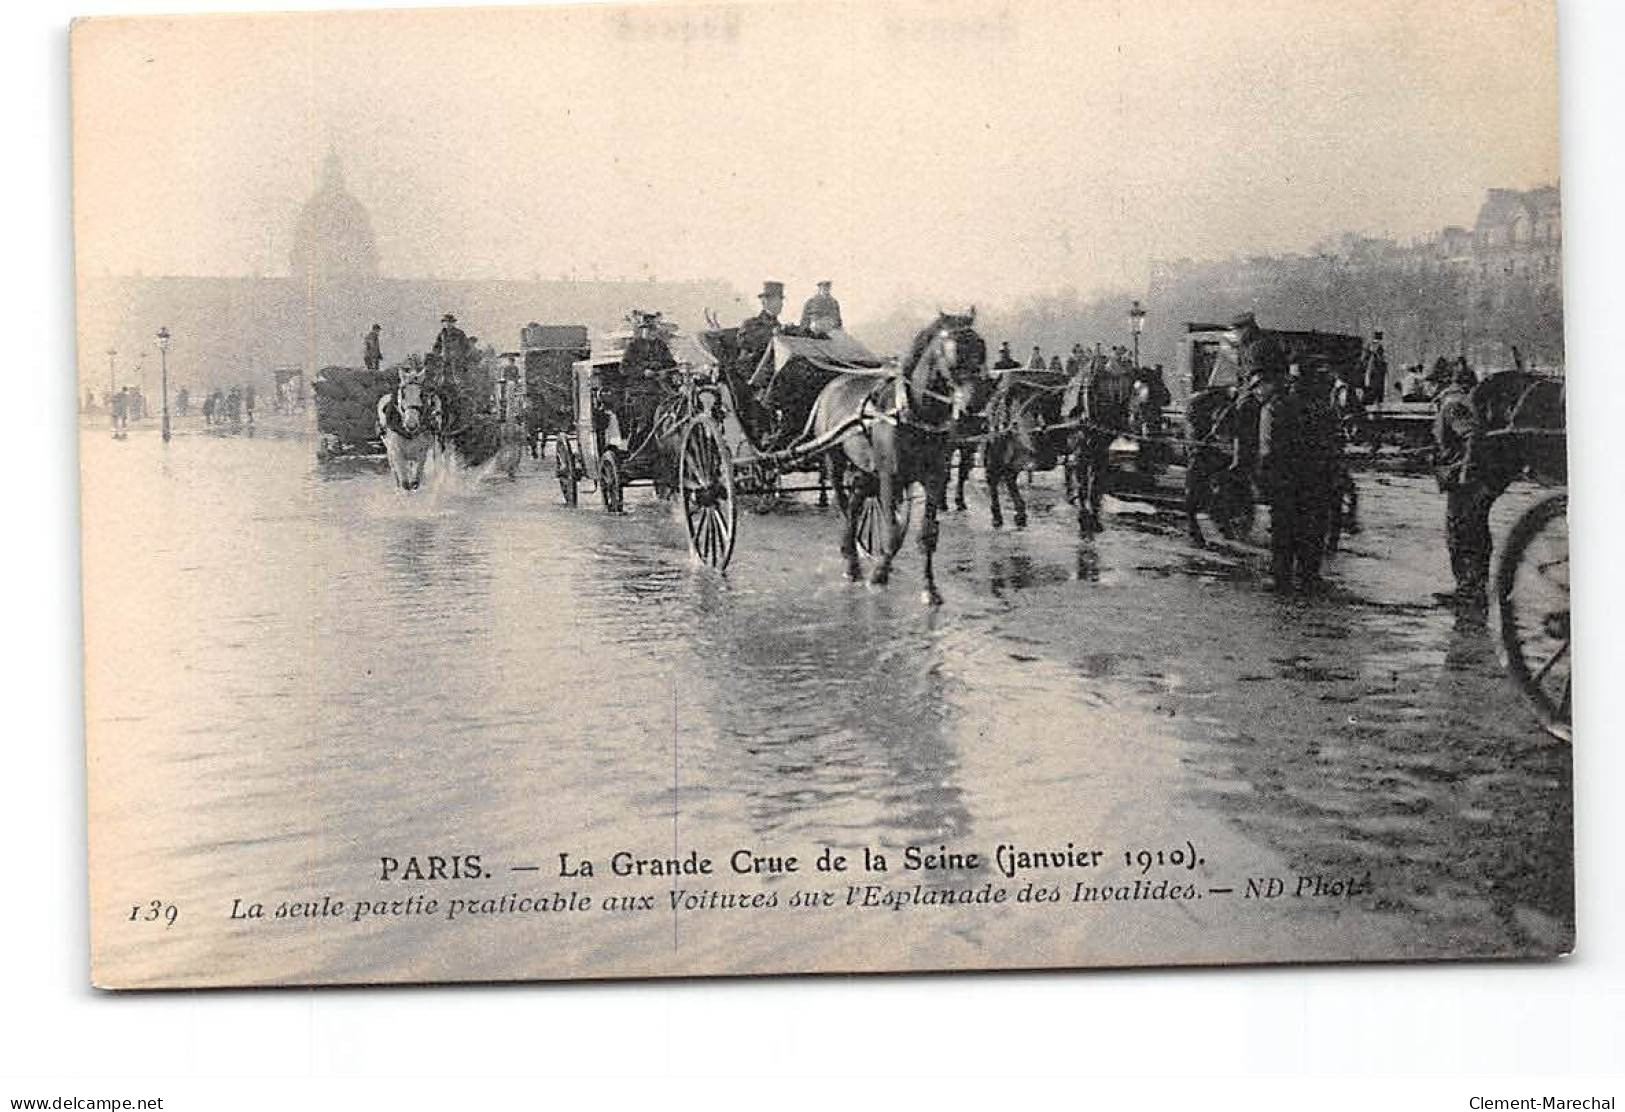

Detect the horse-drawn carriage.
[
  {"left": 314, "top": 364, "right": 395, "bottom": 458},
  {"left": 315, "top": 331, "right": 527, "bottom": 485},
  {"left": 519, "top": 322, "right": 590, "bottom": 459},
  {"left": 552, "top": 343, "right": 683, "bottom": 513},
  {"left": 552, "top": 310, "right": 985, "bottom": 599},
  {"left": 1176, "top": 322, "right": 1365, "bottom": 546},
  {"left": 1476, "top": 371, "right": 1569, "bottom": 741}
]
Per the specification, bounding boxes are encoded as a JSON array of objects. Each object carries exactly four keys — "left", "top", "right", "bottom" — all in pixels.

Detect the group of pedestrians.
[{"left": 200, "top": 384, "right": 255, "bottom": 430}]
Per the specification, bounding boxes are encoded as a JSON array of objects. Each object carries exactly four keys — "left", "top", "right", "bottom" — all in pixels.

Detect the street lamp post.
[
  {"left": 156, "top": 327, "right": 172, "bottom": 442},
  {"left": 105, "top": 347, "right": 116, "bottom": 435},
  {"left": 1129, "top": 300, "right": 1147, "bottom": 369}
]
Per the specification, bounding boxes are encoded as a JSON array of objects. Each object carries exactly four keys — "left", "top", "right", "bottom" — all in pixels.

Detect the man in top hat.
[
  {"left": 739, "top": 281, "right": 785, "bottom": 389},
  {"left": 799, "top": 280, "right": 843, "bottom": 333},
  {"left": 363, "top": 323, "right": 383, "bottom": 372}
]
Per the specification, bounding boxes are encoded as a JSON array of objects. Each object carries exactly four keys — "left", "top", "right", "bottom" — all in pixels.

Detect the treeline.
[{"left": 853, "top": 256, "right": 1564, "bottom": 379}]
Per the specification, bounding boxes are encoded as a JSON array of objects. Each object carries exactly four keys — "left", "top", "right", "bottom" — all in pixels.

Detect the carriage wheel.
[
  {"left": 679, "top": 419, "right": 737, "bottom": 570},
  {"left": 599, "top": 449, "right": 624, "bottom": 514},
  {"left": 854, "top": 482, "right": 917, "bottom": 562},
  {"left": 1496, "top": 493, "right": 1571, "bottom": 742},
  {"left": 555, "top": 440, "right": 578, "bottom": 506}
]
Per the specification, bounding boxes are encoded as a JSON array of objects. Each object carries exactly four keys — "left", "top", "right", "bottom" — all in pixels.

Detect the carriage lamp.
[
  {"left": 156, "top": 326, "right": 171, "bottom": 442},
  {"left": 1129, "top": 300, "right": 1147, "bottom": 369}
]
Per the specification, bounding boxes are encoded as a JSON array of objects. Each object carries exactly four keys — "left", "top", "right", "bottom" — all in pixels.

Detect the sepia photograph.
[{"left": 71, "top": 0, "right": 1574, "bottom": 991}]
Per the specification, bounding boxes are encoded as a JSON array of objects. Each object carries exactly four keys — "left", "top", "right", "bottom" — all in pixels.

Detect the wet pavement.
[{"left": 80, "top": 421, "right": 1573, "bottom": 987}]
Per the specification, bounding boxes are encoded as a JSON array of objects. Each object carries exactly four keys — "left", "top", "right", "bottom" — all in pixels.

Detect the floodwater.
[{"left": 80, "top": 418, "right": 1573, "bottom": 988}]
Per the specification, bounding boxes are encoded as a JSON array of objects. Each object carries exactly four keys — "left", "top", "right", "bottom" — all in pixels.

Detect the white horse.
[{"left": 377, "top": 367, "right": 443, "bottom": 490}]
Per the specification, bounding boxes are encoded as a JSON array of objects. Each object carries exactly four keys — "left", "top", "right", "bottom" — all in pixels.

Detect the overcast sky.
[{"left": 72, "top": 0, "right": 1560, "bottom": 314}]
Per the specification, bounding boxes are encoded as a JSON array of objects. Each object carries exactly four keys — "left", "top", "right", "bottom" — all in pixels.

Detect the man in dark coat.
[
  {"left": 432, "top": 314, "right": 472, "bottom": 375},
  {"left": 739, "top": 281, "right": 784, "bottom": 389},
  {"left": 1433, "top": 363, "right": 1491, "bottom": 607},
  {"left": 1361, "top": 330, "right": 1388, "bottom": 401},
  {"left": 1232, "top": 312, "right": 1287, "bottom": 383},
  {"left": 799, "top": 281, "right": 842, "bottom": 333},
  {"left": 993, "top": 342, "right": 1020, "bottom": 371},
  {"left": 1256, "top": 369, "right": 1304, "bottom": 591},
  {"left": 364, "top": 324, "right": 383, "bottom": 372}
]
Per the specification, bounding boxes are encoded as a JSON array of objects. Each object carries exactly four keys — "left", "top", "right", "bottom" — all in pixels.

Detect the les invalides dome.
[{"left": 288, "top": 150, "right": 380, "bottom": 281}]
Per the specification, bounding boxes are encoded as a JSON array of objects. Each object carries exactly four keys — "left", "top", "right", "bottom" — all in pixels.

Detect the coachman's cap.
[
  {"left": 442, "top": 313, "right": 458, "bottom": 323},
  {"left": 1229, "top": 311, "right": 1258, "bottom": 330},
  {"left": 816, "top": 280, "right": 832, "bottom": 290},
  {"left": 759, "top": 281, "right": 785, "bottom": 300}
]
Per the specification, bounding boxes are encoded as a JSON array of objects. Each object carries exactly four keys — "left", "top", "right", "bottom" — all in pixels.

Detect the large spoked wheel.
[
  {"left": 599, "top": 449, "right": 624, "bottom": 514},
  {"left": 680, "top": 418, "right": 737, "bottom": 571},
  {"left": 555, "top": 439, "right": 579, "bottom": 506},
  {"left": 1496, "top": 492, "right": 1570, "bottom": 742},
  {"left": 854, "top": 483, "right": 917, "bottom": 562}
]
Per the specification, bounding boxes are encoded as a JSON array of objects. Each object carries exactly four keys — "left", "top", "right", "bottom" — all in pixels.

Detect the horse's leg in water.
[
  {"left": 1077, "top": 435, "right": 1104, "bottom": 534},
  {"left": 920, "top": 460, "right": 946, "bottom": 605},
  {"left": 869, "top": 458, "right": 896, "bottom": 587},
  {"left": 984, "top": 445, "right": 1005, "bottom": 529},
  {"left": 841, "top": 470, "right": 868, "bottom": 581},
  {"left": 1091, "top": 439, "right": 1111, "bottom": 530},
  {"left": 954, "top": 444, "right": 974, "bottom": 511},
  {"left": 1008, "top": 440, "right": 1029, "bottom": 527},
  {"left": 1185, "top": 453, "right": 1210, "bottom": 547},
  {"left": 1072, "top": 436, "right": 1092, "bottom": 533}
]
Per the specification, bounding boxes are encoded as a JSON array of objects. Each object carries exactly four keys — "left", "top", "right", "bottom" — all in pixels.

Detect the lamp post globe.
[{"left": 156, "top": 327, "right": 172, "bottom": 442}]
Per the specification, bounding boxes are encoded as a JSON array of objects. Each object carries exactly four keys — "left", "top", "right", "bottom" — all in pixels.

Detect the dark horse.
[
  {"left": 1063, "top": 352, "right": 1138, "bottom": 533},
  {"left": 809, "top": 312, "right": 986, "bottom": 604},
  {"left": 1469, "top": 369, "right": 1567, "bottom": 492},
  {"left": 979, "top": 370, "right": 1069, "bottom": 529}
]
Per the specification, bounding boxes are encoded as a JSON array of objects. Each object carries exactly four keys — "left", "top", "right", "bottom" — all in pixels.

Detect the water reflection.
[{"left": 688, "top": 585, "right": 971, "bottom": 851}]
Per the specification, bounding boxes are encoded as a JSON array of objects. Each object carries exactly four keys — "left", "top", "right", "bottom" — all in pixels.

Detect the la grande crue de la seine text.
[{"left": 371, "top": 842, "right": 1202, "bottom": 883}]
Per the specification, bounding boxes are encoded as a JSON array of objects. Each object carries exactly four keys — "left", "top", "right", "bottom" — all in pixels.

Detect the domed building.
[{"left": 288, "top": 150, "right": 379, "bottom": 282}]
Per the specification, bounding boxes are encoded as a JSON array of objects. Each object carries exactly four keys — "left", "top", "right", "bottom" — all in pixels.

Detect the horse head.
[
  {"left": 393, "top": 366, "right": 437, "bottom": 437},
  {"left": 899, "top": 311, "right": 986, "bottom": 428}
]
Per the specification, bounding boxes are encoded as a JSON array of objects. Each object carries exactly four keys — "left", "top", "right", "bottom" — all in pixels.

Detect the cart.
[{"left": 1483, "top": 372, "right": 1569, "bottom": 741}]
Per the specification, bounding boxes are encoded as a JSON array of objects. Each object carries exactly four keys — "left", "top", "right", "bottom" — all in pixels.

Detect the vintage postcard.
[{"left": 73, "top": 0, "right": 1572, "bottom": 989}]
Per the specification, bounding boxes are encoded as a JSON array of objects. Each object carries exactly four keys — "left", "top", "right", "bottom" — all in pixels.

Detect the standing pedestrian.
[
  {"left": 364, "top": 323, "right": 383, "bottom": 372},
  {"left": 1432, "top": 363, "right": 1491, "bottom": 608},
  {"left": 1255, "top": 370, "right": 1301, "bottom": 591}
]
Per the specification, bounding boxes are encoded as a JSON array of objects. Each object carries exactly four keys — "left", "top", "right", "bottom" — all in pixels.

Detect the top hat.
[
  {"left": 441, "top": 313, "right": 458, "bottom": 324},
  {"left": 759, "top": 281, "right": 785, "bottom": 300}
]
